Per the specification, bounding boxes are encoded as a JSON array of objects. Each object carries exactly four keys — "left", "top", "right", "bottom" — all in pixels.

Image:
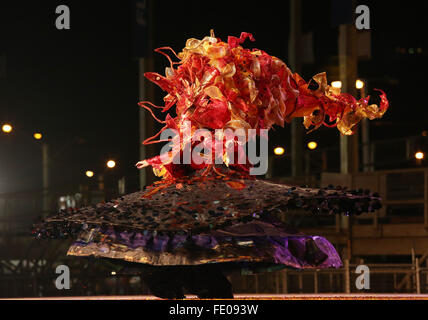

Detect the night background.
[{"left": 1, "top": 0, "right": 428, "bottom": 298}]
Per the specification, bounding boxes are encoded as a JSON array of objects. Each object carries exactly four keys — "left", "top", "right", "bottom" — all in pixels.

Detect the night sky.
[{"left": 0, "top": 0, "right": 427, "bottom": 194}]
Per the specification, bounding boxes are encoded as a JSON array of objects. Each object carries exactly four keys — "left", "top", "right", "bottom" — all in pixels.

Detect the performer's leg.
[
  {"left": 141, "top": 267, "right": 185, "bottom": 299},
  {"left": 183, "top": 264, "right": 234, "bottom": 299}
]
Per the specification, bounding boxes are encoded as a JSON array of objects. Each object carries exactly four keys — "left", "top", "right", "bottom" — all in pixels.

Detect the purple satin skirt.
[{"left": 67, "top": 220, "right": 342, "bottom": 271}]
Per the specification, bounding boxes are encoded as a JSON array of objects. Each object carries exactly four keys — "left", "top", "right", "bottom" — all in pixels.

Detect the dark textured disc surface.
[{"left": 33, "top": 174, "right": 381, "bottom": 239}]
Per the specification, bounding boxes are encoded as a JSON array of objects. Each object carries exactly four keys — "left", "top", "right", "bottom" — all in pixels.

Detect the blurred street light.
[
  {"left": 107, "top": 160, "right": 116, "bottom": 168},
  {"left": 33, "top": 132, "right": 43, "bottom": 140},
  {"left": 331, "top": 81, "right": 342, "bottom": 89},
  {"left": 2, "top": 124, "right": 13, "bottom": 133},
  {"left": 85, "top": 170, "right": 94, "bottom": 178},
  {"left": 307, "top": 141, "right": 318, "bottom": 150},
  {"left": 415, "top": 152, "right": 425, "bottom": 160},
  {"left": 356, "top": 79, "right": 365, "bottom": 89},
  {"left": 274, "top": 147, "right": 285, "bottom": 156}
]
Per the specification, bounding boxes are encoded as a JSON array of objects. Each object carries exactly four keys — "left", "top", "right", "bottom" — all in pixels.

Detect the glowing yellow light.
[
  {"left": 85, "top": 170, "right": 94, "bottom": 178},
  {"left": 274, "top": 147, "right": 285, "bottom": 156},
  {"left": 2, "top": 124, "right": 12, "bottom": 133},
  {"left": 331, "top": 81, "right": 342, "bottom": 89},
  {"left": 415, "top": 152, "right": 424, "bottom": 160},
  {"left": 111, "top": 271, "right": 116, "bottom": 276},
  {"left": 307, "top": 141, "right": 318, "bottom": 150},
  {"left": 356, "top": 79, "right": 365, "bottom": 89},
  {"left": 107, "top": 160, "right": 116, "bottom": 168},
  {"left": 33, "top": 133, "right": 42, "bottom": 140}
]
